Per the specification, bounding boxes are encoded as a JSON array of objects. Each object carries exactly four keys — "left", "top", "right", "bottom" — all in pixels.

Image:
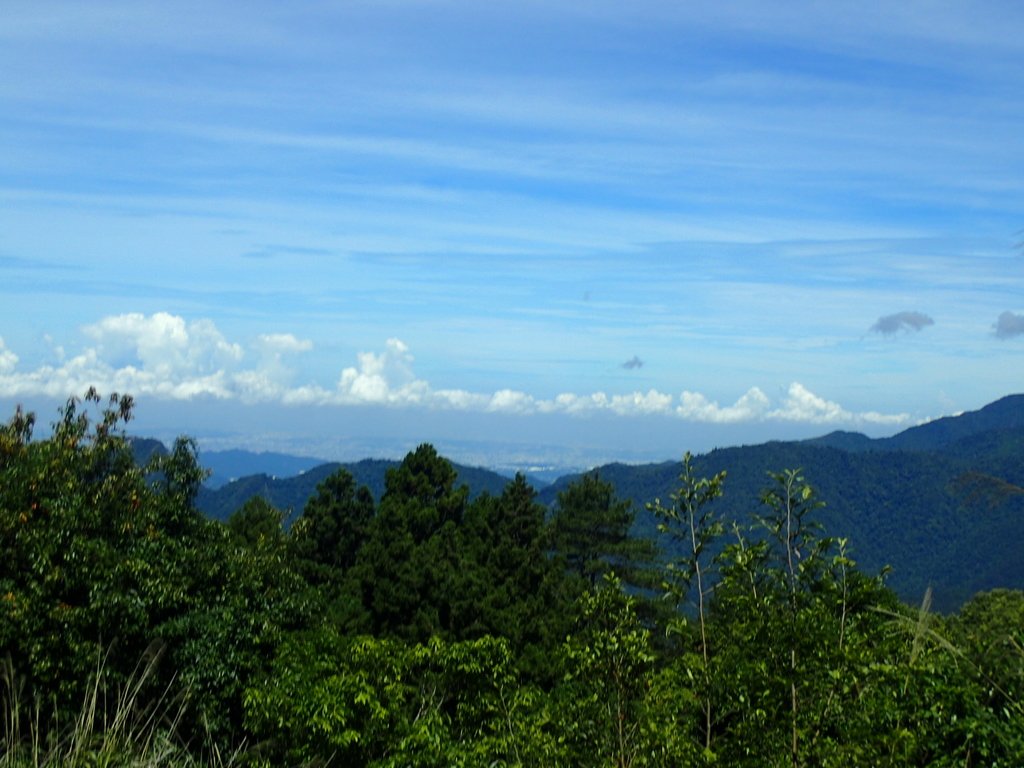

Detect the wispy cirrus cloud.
[{"left": 0, "top": 312, "right": 910, "bottom": 427}]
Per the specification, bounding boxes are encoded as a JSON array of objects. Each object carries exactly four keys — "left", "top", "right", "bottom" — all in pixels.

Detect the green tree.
[
  {"left": 647, "top": 452, "right": 726, "bottom": 754},
  {"left": 707, "top": 470, "right": 905, "bottom": 766},
  {"left": 941, "top": 589, "right": 1024, "bottom": 764},
  {"left": 558, "top": 574, "right": 680, "bottom": 768},
  {"left": 346, "top": 445, "right": 468, "bottom": 641},
  {"left": 0, "top": 390, "right": 186, "bottom": 716},
  {"left": 227, "top": 495, "right": 287, "bottom": 549},
  {"left": 291, "top": 467, "right": 374, "bottom": 577},
  {"left": 0, "top": 392, "right": 317, "bottom": 750},
  {"left": 759, "top": 469, "right": 829, "bottom": 766},
  {"left": 159, "top": 522, "right": 317, "bottom": 746},
  {"left": 452, "top": 475, "right": 575, "bottom": 682},
  {"left": 380, "top": 443, "right": 467, "bottom": 541},
  {"left": 244, "top": 629, "right": 560, "bottom": 767},
  {"left": 951, "top": 589, "right": 1024, "bottom": 717},
  {"left": 549, "top": 472, "right": 658, "bottom": 590}
]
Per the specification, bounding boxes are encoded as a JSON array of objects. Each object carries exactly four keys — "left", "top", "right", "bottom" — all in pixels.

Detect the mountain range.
[{"left": 177, "top": 394, "right": 1024, "bottom": 612}]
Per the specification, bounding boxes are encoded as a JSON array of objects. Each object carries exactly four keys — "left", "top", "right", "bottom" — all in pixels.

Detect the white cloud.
[
  {"left": 544, "top": 392, "right": 610, "bottom": 415},
  {"left": 334, "top": 338, "right": 433, "bottom": 406},
  {"left": 768, "top": 382, "right": 850, "bottom": 423},
  {"left": 257, "top": 333, "right": 314, "bottom": 353},
  {"left": 676, "top": 387, "right": 771, "bottom": 423},
  {"left": 674, "top": 383, "right": 909, "bottom": 426},
  {"left": 434, "top": 388, "right": 489, "bottom": 410},
  {"left": 488, "top": 389, "right": 538, "bottom": 414},
  {"left": 240, "top": 333, "right": 316, "bottom": 402},
  {"left": 83, "top": 312, "right": 243, "bottom": 380},
  {"left": 610, "top": 389, "right": 674, "bottom": 416},
  {"left": 280, "top": 384, "right": 333, "bottom": 406},
  {"left": 767, "top": 382, "right": 910, "bottom": 425},
  {"left": 0, "top": 337, "right": 17, "bottom": 375},
  {"left": 0, "top": 313, "right": 911, "bottom": 428},
  {"left": 233, "top": 370, "right": 285, "bottom": 403},
  {"left": 1, "top": 313, "right": 245, "bottom": 401},
  {"left": 856, "top": 410, "right": 912, "bottom": 426}
]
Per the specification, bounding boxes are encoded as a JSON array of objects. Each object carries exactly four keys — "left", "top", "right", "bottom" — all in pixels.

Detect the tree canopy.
[{"left": 2, "top": 393, "right": 1022, "bottom": 766}]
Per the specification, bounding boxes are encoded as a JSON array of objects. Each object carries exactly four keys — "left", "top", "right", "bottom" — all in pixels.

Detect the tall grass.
[{"left": 0, "top": 646, "right": 238, "bottom": 768}]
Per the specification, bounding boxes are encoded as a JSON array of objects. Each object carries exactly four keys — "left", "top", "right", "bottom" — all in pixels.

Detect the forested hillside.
[
  {"left": 195, "top": 458, "right": 519, "bottom": 523},
  {"left": 537, "top": 395, "right": 1024, "bottom": 611},
  {"left": 540, "top": 438, "right": 1024, "bottom": 611},
  {"left": 203, "top": 395, "right": 1024, "bottom": 612},
  {"left": 199, "top": 449, "right": 327, "bottom": 489},
  {"left": 3, "top": 393, "right": 1023, "bottom": 766}
]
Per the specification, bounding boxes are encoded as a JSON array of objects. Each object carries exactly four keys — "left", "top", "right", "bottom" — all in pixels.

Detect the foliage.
[
  {"left": 448, "top": 474, "right": 575, "bottom": 683},
  {"left": 556, "top": 574, "right": 696, "bottom": 767},
  {"left": 3, "top": 394, "right": 1024, "bottom": 765},
  {"left": 0, "top": 643, "right": 241, "bottom": 768},
  {"left": 0, "top": 393, "right": 315, "bottom": 750},
  {"left": 647, "top": 451, "right": 726, "bottom": 753},
  {"left": 196, "top": 458, "right": 514, "bottom": 524},
  {"left": 244, "top": 629, "right": 560, "bottom": 767},
  {"left": 0, "top": 390, "right": 187, "bottom": 717},
  {"left": 549, "top": 471, "right": 659, "bottom": 591},
  {"left": 342, "top": 445, "right": 467, "bottom": 641},
  {"left": 290, "top": 467, "right": 374, "bottom": 590},
  {"left": 538, "top": 426, "right": 1024, "bottom": 610},
  {"left": 226, "top": 496, "right": 286, "bottom": 550},
  {"left": 342, "top": 448, "right": 575, "bottom": 663}
]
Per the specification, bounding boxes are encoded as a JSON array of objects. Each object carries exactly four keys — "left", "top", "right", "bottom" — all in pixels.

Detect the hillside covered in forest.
[
  {"left": 3, "top": 392, "right": 1024, "bottom": 765},
  {"left": 196, "top": 394, "right": 1024, "bottom": 611}
]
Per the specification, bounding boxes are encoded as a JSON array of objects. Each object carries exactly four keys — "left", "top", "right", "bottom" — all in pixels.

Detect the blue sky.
[{"left": 2, "top": 1, "right": 1023, "bottom": 468}]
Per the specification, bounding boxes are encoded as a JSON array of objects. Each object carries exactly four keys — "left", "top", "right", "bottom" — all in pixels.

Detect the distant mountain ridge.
[
  {"left": 887, "top": 394, "right": 1024, "bottom": 450},
  {"left": 537, "top": 394, "right": 1024, "bottom": 611},
  {"left": 194, "top": 458, "right": 515, "bottom": 524},
  {"left": 199, "top": 449, "right": 328, "bottom": 489},
  {"left": 805, "top": 394, "right": 1024, "bottom": 452},
  {"left": 142, "top": 393, "right": 1024, "bottom": 611}
]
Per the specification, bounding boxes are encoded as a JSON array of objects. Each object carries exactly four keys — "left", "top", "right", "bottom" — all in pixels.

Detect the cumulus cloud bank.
[
  {"left": 0, "top": 312, "right": 909, "bottom": 427},
  {"left": 994, "top": 311, "right": 1024, "bottom": 339},
  {"left": 870, "top": 311, "right": 934, "bottom": 335},
  {"left": 677, "top": 387, "right": 771, "bottom": 423},
  {"left": 676, "top": 384, "right": 905, "bottom": 426}
]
